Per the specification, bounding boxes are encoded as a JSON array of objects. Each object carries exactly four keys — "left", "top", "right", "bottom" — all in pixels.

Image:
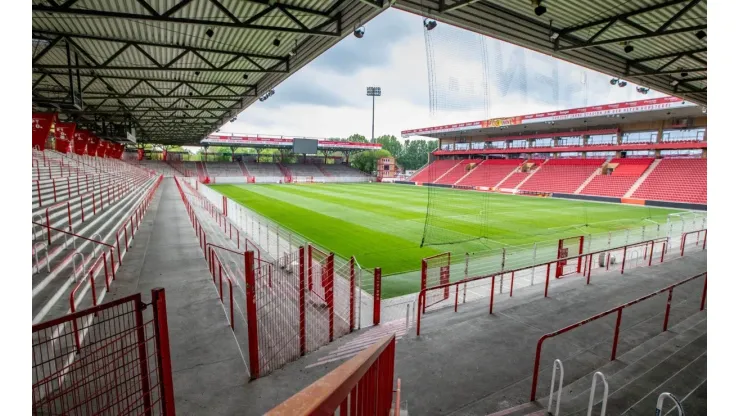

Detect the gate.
[
  {"left": 32, "top": 289, "right": 175, "bottom": 415},
  {"left": 555, "top": 236, "right": 584, "bottom": 278},
  {"left": 422, "top": 252, "right": 451, "bottom": 312}
]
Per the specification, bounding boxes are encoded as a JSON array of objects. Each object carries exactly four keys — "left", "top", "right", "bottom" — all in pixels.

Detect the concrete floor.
[{"left": 107, "top": 178, "right": 707, "bottom": 415}]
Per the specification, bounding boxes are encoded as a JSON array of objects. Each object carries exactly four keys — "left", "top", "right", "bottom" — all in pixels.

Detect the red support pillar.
[
  {"left": 308, "top": 245, "right": 314, "bottom": 292},
  {"left": 327, "top": 253, "right": 335, "bottom": 342},
  {"left": 244, "top": 251, "right": 260, "bottom": 378},
  {"left": 151, "top": 288, "right": 176, "bottom": 416},
  {"left": 373, "top": 267, "right": 382, "bottom": 326},
  {"left": 299, "top": 246, "right": 306, "bottom": 355},
  {"left": 349, "top": 256, "right": 356, "bottom": 332}
]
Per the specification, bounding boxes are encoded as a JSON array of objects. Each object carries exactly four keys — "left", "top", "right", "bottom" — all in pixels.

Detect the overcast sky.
[{"left": 216, "top": 8, "right": 665, "bottom": 142}]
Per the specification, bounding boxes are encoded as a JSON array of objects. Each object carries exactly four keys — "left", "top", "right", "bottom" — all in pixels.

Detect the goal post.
[
  {"left": 556, "top": 235, "right": 585, "bottom": 278},
  {"left": 421, "top": 252, "right": 451, "bottom": 312}
]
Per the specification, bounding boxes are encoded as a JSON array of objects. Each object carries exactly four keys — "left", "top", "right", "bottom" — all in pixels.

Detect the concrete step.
[{"left": 557, "top": 314, "right": 706, "bottom": 415}]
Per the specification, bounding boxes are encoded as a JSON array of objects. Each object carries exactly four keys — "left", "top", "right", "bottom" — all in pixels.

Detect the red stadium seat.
[{"left": 632, "top": 158, "right": 706, "bottom": 203}]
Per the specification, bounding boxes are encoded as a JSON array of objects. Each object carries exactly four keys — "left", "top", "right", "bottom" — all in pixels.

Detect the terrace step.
[{"left": 624, "top": 159, "right": 661, "bottom": 198}]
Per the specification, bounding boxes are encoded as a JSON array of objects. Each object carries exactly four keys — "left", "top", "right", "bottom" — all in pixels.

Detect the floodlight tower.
[{"left": 366, "top": 86, "right": 381, "bottom": 142}]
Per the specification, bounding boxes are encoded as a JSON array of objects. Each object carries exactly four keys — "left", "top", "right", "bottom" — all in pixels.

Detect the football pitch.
[{"left": 210, "top": 183, "right": 684, "bottom": 296}]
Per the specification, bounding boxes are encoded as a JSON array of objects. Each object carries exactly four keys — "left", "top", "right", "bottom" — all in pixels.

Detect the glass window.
[
  {"left": 558, "top": 136, "right": 583, "bottom": 146},
  {"left": 471, "top": 141, "right": 485, "bottom": 150},
  {"left": 533, "top": 138, "right": 553, "bottom": 147},
  {"left": 588, "top": 134, "right": 617, "bottom": 145},
  {"left": 662, "top": 128, "right": 706, "bottom": 142},
  {"left": 511, "top": 139, "right": 527, "bottom": 148},
  {"left": 559, "top": 152, "right": 580, "bottom": 158},
  {"left": 622, "top": 131, "right": 658, "bottom": 144}
]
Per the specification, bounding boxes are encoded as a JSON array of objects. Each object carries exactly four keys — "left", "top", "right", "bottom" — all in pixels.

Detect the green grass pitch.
[{"left": 210, "top": 183, "right": 681, "bottom": 297}]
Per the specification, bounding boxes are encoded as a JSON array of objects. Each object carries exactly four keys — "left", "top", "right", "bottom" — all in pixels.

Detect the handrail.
[
  {"left": 655, "top": 392, "right": 684, "bottom": 416},
  {"left": 207, "top": 248, "right": 235, "bottom": 330},
  {"left": 529, "top": 272, "right": 707, "bottom": 401},
  {"left": 44, "top": 201, "right": 73, "bottom": 244},
  {"left": 266, "top": 334, "right": 396, "bottom": 415},
  {"left": 416, "top": 235, "right": 671, "bottom": 336},
  {"left": 681, "top": 228, "right": 707, "bottom": 256},
  {"left": 33, "top": 242, "right": 50, "bottom": 274},
  {"left": 547, "top": 359, "right": 564, "bottom": 416},
  {"left": 32, "top": 221, "right": 114, "bottom": 249},
  {"left": 394, "top": 378, "right": 402, "bottom": 416},
  {"left": 586, "top": 372, "right": 609, "bottom": 416}
]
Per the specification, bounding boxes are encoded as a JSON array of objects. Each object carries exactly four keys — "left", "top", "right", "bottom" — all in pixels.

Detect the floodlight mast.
[{"left": 366, "top": 86, "right": 381, "bottom": 142}]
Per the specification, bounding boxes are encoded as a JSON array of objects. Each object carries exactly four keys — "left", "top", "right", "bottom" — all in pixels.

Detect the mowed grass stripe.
[
  {"left": 211, "top": 184, "right": 439, "bottom": 273},
  {"left": 239, "top": 185, "right": 434, "bottom": 244}
]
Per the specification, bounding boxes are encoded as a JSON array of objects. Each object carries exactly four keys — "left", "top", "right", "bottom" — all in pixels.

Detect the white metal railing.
[
  {"left": 547, "top": 359, "right": 565, "bottom": 416},
  {"left": 586, "top": 372, "right": 609, "bottom": 416},
  {"left": 656, "top": 392, "right": 684, "bottom": 416},
  {"left": 33, "top": 242, "right": 50, "bottom": 274}
]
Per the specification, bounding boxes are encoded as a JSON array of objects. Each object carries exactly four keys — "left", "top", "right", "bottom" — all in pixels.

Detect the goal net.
[
  {"left": 421, "top": 252, "right": 451, "bottom": 312},
  {"left": 556, "top": 235, "right": 584, "bottom": 278}
]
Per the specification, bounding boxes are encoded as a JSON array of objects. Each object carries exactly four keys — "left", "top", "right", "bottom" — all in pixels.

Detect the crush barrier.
[
  {"left": 32, "top": 289, "right": 175, "bottom": 415},
  {"left": 416, "top": 236, "right": 692, "bottom": 336},
  {"left": 174, "top": 177, "right": 385, "bottom": 379}
]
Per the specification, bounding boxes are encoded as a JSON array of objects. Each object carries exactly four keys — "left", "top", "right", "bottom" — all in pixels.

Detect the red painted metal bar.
[
  {"left": 681, "top": 229, "right": 707, "bottom": 256},
  {"left": 245, "top": 250, "right": 260, "bottom": 379},
  {"left": 151, "top": 288, "right": 177, "bottom": 416},
  {"left": 327, "top": 253, "right": 335, "bottom": 342},
  {"left": 300, "top": 246, "right": 307, "bottom": 355},
  {"left": 350, "top": 256, "right": 356, "bottom": 332},
  {"left": 266, "top": 335, "right": 397, "bottom": 415},
  {"left": 489, "top": 274, "right": 496, "bottom": 314},
  {"left": 529, "top": 272, "right": 706, "bottom": 401},
  {"left": 373, "top": 267, "right": 382, "bottom": 325}
]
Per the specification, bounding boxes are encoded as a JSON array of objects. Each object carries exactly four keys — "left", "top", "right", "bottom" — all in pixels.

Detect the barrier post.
[
  {"left": 245, "top": 250, "right": 260, "bottom": 378},
  {"left": 544, "top": 263, "right": 551, "bottom": 297},
  {"left": 327, "top": 253, "right": 335, "bottom": 342},
  {"left": 350, "top": 256, "right": 356, "bottom": 332},
  {"left": 421, "top": 259, "right": 427, "bottom": 314},
  {"left": 373, "top": 267, "right": 382, "bottom": 326},
  {"left": 134, "top": 291, "right": 153, "bottom": 415},
  {"left": 489, "top": 274, "right": 495, "bottom": 314},
  {"left": 700, "top": 273, "right": 707, "bottom": 311},
  {"left": 151, "top": 288, "right": 176, "bottom": 416},
  {"left": 308, "top": 245, "right": 314, "bottom": 292},
  {"left": 299, "top": 246, "right": 306, "bottom": 355},
  {"left": 663, "top": 288, "right": 673, "bottom": 331},
  {"left": 621, "top": 246, "right": 627, "bottom": 274},
  {"left": 610, "top": 308, "right": 623, "bottom": 360}
]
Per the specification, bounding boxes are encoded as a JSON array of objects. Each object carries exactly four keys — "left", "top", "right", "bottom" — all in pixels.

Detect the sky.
[{"left": 214, "top": 8, "right": 665, "bottom": 144}]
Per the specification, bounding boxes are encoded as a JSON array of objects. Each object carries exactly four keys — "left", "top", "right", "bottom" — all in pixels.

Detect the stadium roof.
[
  {"left": 401, "top": 96, "right": 706, "bottom": 139},
  {"left": 32, "top": 0, "right": 707, "bottom": 146}
]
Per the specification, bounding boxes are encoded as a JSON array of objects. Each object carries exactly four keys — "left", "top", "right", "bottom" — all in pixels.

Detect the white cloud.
[{"left": 217, "top": 9, "right": 667, "bottom": 143}]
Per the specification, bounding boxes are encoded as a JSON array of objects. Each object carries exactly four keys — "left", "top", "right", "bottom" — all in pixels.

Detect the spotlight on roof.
[
  {"left": 695, "top": 30, "right": 706, "bottom": 39},
  {"left": 205, "top": 28, "right": 214, "bottom": 38},
  {"left": 681, "top": 72, "right": 688, "bottom": 77},
  {"left": 533, "top": 0, "right": 546, "bottom": 16},
  {"left": 618, "top": 80, "right": 627, "bottom": 88},
  {"left": 216, "top": 129, "right": 220, "bottom": 132},
  {"left": 609, "top": 78, "right": 618, "bottom": 85},
  {"left": 624, "top": 44, "right": 634, "bottom": 53},
  {"left": 273, "top": 38, "right": 281, "bottom": 47},
  {"left": 229, "top": 117, "right": 237, "bottom": 123},
  {"left": 194, "top": 71, "right": 200, "bottom": 76},
  {"left": 243, "top": 74, "right": 248, "bottom": 80},
  {"left": 354, "top": 26, "right": 365, "bottom": 38},
  {"left": 636, "top": 86, "right": 650, "bottom": 95},
  {"left": 423, "top": 18, "right": 437, "bottom": 31},
  {"left": 188, "top": 92, "right": 193, "bottom": 96},
  {"left": 549, "top": 32, "right": 559, "bottom": 41},
  {"left": 670, "top": 79, "right": 680, "bottom": 87}
]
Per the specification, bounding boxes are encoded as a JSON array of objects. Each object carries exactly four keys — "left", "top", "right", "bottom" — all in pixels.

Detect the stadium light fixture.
[
  {"left": 623, "top": 44, "right": 634, "bottom": 53},
  {"left": 636, "top": 87, "right": 650, "bottom": 95},
  {"left": 681, "top": 72, "right": 688, "bottom": 77},
  {"left": 243, "top": 74, "right": 249, "bottom": 80},
  {"left": 367, "top": 86, "right": 381, "bottom": 142},
  {"left": 549, "top": 32, "right": 559, "bottom": 40},
  {"left": 618, "top": 80, "right": 627, "bottom": 88},
  {"left": 354, "top": 26, "right": 365, "bottom": 38},
  {"left": 273, "top": 38, "right": 281, "bottom": 47},
  {"left": 696, "top": 30, "right": 706, "bottom": 39},
  {"left": 609, "top": 78, "right": 618, "bottom": 85},
  {"left": 424, "top": 18, "right": 437, "bottom": 31},
  {"left": 205, "top": 28, "right": 214, "bottom": 38},
  {"left": 532, "top": 0, "right": 546, "bottom": 16},
  {"left": 670, "top": 79, "right": 680, "bottom": 87}
]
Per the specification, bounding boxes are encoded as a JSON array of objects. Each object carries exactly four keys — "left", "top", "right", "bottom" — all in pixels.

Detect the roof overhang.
[
  {"left": 202, "top": 134, "right": 382, "bottom": 151},
  {"left": 402, "top": 97, "right": 705, "bottom": 139}
]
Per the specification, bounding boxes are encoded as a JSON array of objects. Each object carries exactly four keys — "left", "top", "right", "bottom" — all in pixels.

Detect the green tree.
[
  {"left": 376, "top": 135, "right": 403, "bottom": 158},
  {"left": 346, "top": 133, "right": 368, "bottom": 143},
  {"left": 351, "top": 149, "right": 391, "bottom": 174},
  {"left": 396, "top": 139, "right": 436, "bottom": 171}
]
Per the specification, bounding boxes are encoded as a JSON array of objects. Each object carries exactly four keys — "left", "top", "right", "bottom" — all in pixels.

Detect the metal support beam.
[{"left": 557, "top": 24, "right": 707, "bottom": 52}]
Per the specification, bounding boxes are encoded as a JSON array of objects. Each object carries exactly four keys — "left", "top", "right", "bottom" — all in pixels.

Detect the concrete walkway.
[{"left": 110, "top": 178, "right": 249, "bottom": 414}]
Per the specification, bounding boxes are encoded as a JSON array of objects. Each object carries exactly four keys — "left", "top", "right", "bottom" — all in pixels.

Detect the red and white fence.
[{"left": 32, "top": 289, "right": 175, "bottom": 415}]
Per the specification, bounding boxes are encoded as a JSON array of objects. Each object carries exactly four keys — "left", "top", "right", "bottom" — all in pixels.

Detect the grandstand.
[
  {"left": 30, "top": 1, "right": 709, "bottom": 415},
  {"left": 402, "top": 96, "right": 707, "bottom": 207}
]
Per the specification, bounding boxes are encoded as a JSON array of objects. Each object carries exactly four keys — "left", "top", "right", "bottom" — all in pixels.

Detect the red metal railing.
[
  {"left": 266, "top": 334, "right": 397, "bottom": 415},
  {"left": 529, "top": 272, "right": 707, "bottom": 401},
  {"left": 681, "top": 229, "right": 707, "bottom": 256},
  {"left": 32, "top": 289, "right": 175, "bottom": 415},
  {"left": 417, "top": 236, "right": 671, "bottom": 336},
  {"left": 207, "top": 245, "right": 236, "bottom": 330}
]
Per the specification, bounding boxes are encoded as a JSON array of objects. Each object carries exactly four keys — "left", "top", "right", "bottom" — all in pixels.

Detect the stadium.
[{"left": 29, "top": 1, "right": 711, "bottom": 415}]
